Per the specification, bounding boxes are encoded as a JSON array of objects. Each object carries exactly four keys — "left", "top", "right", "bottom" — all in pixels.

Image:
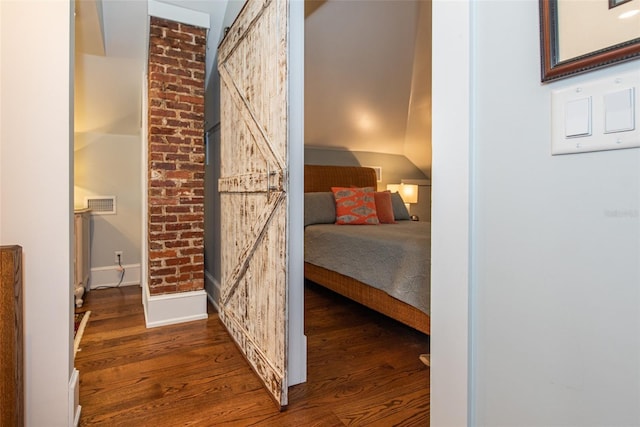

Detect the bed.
[{"left": 304, "top": 165, "right": 431, "bottom": 335}]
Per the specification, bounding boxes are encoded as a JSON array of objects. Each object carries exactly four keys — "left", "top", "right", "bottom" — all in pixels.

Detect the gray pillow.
[
  {"left": 304, "top": 192, "right": 336, "bottom": 226},
  {"left": 390, "top": 192, "right": 410, "bottom": 220}
]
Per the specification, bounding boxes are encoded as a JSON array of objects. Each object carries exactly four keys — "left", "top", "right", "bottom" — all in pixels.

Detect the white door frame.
[
  {"left": 287, "top": 0, "right": 307, "bottom": 386},
  {"left": 430, "top": 1, "right": 472, "bottom": 425}
]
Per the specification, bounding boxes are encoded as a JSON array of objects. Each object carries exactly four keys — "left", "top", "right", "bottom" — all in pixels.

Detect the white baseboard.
[
  {"left": 142, "top": 283, "right": 208, "bottom": 328},
  {"left": 69, "top": 368, "right": 81, "bottom": 427},
  {"left": 204, "top": 270, "right": 220, "bottom": 312},
  {"left": 90, "top": 263, "right": 141, "bottom": 289}
]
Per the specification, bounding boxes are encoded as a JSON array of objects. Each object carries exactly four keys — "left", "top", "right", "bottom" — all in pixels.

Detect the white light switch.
[
  {"left": 565, "top": 97, "right": 591, "bottom": 137},
  {"left": 604, "top": 88, "right": 635, "bottom": 133},
  {"left": 551, "top": 71, "right": 640, "bottom": 155}
]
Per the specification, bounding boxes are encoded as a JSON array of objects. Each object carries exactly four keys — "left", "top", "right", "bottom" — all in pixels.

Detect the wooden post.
[{"left": 1, "top": 245, "right": 24, "bottom": 427}]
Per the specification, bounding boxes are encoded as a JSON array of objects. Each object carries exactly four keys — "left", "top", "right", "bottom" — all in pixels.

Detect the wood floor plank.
[
  {"left": 335, "top": 387, "right": 430, "bottom": 427},
  {"left": 75, "top": 282, "right": 429, "bottom": 426}
]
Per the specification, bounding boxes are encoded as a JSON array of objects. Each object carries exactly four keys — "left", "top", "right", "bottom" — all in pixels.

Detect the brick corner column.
[{"left": 147, "top": 17, "right": 207, "bottom": 295}]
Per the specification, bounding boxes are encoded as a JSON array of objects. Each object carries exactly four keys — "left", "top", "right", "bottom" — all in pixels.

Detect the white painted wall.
[
  {"left": 74, "top": 131, "right": 142, "bottom": 269},
  {"left": 74, "top": 53, "right": 142, "bottom": 270},
  {"left": 470, "top": 1, "right": 640, "bottom": 425},
  {"left": 434, "top": 1, "right": 639, "bottom": 425},
  {"left": 0, "top": 1, "right": 74, "bottom": 425},
  {"left": 75, "top": 54, "right": 142, "bottom": 135}
]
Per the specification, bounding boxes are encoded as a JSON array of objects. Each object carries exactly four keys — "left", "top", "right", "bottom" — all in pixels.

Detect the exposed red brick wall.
[{"left": 147, "top": 17, "right": 206, "bottom": 295}]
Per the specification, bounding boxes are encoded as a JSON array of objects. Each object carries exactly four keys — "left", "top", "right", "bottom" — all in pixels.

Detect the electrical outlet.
[{"left": 114, "top": 251, "right": 123, "bottom": 264}]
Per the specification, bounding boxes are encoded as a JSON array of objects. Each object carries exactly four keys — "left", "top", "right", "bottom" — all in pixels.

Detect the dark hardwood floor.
[{"left": 75, "top": 282, "right": 430, "bottom": 426}]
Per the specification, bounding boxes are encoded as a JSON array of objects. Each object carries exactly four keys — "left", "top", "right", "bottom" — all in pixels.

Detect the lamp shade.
[
  {"left": 399, "top": 183, "right": 418, "bottom": 204},
  {"left": 386, "top": 184, "right": 401, "bottom": 193},
  {"left": 386, "top": 183, "right": 418, "bottom": 204}
]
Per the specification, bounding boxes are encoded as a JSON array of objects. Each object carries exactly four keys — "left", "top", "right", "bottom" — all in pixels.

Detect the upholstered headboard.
[{"left": 304, "top": 165, "right": 377, "bottom": 192}]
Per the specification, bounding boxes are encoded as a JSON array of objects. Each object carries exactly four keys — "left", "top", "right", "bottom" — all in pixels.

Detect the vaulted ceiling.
[
  {"left": 75, "top": 0, "right": 431, "bottom": 176},
  {"left": 305, "top": 0, "right": 431, "bottom": 176}
]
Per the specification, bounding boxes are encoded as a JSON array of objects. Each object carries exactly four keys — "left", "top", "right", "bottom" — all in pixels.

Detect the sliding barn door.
[{"left": 217, "top": 0, "right": 289, "bottom": 408}]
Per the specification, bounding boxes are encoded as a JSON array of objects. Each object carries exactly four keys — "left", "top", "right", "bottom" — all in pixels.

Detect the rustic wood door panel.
[{"left": 218, "top": 0, "right": 289, "bottom": 408}]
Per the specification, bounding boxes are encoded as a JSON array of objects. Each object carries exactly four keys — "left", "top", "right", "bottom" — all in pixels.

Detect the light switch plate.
[
  {"left": 551, "top": 71, "right": 640, "bottom": 155},
  {"left": 604, "top": 88, "right": 635, "bottom": 133}
]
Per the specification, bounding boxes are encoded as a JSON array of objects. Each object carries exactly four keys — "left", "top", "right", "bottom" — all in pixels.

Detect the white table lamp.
[{"left": 386, "top": 183, "right": 418, "bottom": 212}]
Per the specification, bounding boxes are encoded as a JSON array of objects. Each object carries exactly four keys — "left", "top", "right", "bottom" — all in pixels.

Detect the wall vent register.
[
  {"left": 551, "top": 71, "right": 639, "bottom": 155},
  {"left": 85, "top": 196, "right": 116, "bottom": 215}
]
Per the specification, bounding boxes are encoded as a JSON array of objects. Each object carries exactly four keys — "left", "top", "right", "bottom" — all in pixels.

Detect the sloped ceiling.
[
  {"left": 94, "top": 0, "right": 224, "bottom": 60},
  {"left": 75, "top": 0, "right": 431, "bottom": 175},
  {"left": 305, "top": 0, "right": 431, "bottom": 177},
  {"left": 74, "top": 0, "right": 229, "bottom": 135},
  {"left": 74, "top": 0, "right": 105, "bottom": 56}
]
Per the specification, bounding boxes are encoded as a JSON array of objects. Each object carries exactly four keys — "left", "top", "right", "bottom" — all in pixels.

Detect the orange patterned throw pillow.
[{"left": 331, "top": 187, "right": 379, "bottom": 225}]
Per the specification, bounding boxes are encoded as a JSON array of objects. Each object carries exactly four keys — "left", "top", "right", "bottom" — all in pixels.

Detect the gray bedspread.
[{"left": 304, "top": 220, "right": 430, "bottom": 315}]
